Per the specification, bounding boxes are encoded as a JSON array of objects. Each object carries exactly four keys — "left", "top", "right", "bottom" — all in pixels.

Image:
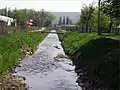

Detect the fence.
[{"left": 60, "top": 26, "right": 120, "bottom": 34}]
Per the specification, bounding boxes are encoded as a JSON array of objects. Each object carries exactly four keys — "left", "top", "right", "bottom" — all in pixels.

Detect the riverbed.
[{"left": 15, "top": 30, "right": 82, "bottom": 90}]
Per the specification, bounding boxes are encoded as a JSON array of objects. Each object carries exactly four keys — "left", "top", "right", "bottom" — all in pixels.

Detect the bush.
[{"left": 61, "top": 26, "right": 78, "bottom": 31}]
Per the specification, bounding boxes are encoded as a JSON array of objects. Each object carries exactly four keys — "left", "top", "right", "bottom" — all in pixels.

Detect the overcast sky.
[{"left": 0, "top": 0, "right": 97, "bottom": 12}]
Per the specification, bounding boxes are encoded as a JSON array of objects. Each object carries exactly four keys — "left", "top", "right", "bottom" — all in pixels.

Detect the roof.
[{"left": 0, "top": 15, "right": 13, "bottom": 22}]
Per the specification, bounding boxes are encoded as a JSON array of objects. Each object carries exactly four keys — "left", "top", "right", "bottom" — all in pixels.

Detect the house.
[
  {"left": 0, "top": 15, "right": 14, "bottom": 26},
  {"left": 0, "top": 15, "right": 14, "bottom": 34}
]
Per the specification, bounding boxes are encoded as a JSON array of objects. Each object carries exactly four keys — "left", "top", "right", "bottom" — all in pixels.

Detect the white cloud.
[{"left": 0, "top": 0, "right": 97, "bottom": 12}]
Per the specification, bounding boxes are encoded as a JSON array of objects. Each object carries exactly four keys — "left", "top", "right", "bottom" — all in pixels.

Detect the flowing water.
[{"left": 15, "top": 30, "right": 82, "bottom": 90}]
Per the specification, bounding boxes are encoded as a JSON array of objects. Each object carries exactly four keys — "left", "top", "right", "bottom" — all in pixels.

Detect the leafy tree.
[
  {"left": 4, "top": 7, "right": 7, "bottom": 16},
  {"left": 58, "top": 16, "right": 62, "bottom": 25},
  {"left": 7, "top": 8, "right": 12, "bottom": 17},
  {"left": 77, "top": 3, "right": 110, "bottom": 32},
  {"left": 39, "top": 9, "right": 47, "bottom": 27},
  {"left": 66, "top": 16, "right": 70, "bottom": 25},
  {"left": 44, "top": 13, "right": 55, "bottom": 27},
  {"left": 63, "top": 16, "right": 65, "bottom": 25},
  {"left": 39, "top": 9, "right": 55, "bottom": 27},
  {"left": 69, "top": 19, "right": 73, "bottom": 25},
  {"left": 0, "top": 7, "right": 7, "bottom": 16},
  {"left": 112, "top": 0, "right": 120, "bottom": 18},
  {"left": 78, "top": 4, "right": 95, "bottom": 31},
  {"left": 0, "top": 8, "right": 55, "bottom": 28},
  {"left": 101, "top": 0, "right": 120, "bottom": 32},
  {"left": 10, "top": 8, "right": 16, "bottom": 18},
  {"left": 14, "top": 9, "right": 28, "bottom": 28}
]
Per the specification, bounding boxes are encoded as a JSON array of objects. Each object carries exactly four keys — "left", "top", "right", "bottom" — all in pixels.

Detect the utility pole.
[{"left": 98, "top": 0, "right": 101, "bottom": 35}]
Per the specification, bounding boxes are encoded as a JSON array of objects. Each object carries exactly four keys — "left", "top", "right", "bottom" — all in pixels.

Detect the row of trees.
[
  {"left": 77, "top": 4, "right": 108, "bottom": 32},
  {"left": 58, "top": 16, "right": 72, "bottom": 26},
  {"left": 101, "top": 0, "right": 120, "bottom": 31},
  {"left": 0, "top": 8, "right": 55, "bottom": 28},
  {"left": 77, "top": 0, "right": 120, "bottom": 32}
]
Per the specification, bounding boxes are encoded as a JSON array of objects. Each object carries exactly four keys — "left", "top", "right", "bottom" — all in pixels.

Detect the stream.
[{"left": 15, "top": 30, "right": 82, "bottom": 90}]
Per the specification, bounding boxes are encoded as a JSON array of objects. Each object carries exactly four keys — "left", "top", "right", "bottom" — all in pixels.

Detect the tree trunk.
[
  {"left": 108, "top": 18, "right": 112, "bottom": 33},
  {"left": 86, "top": 24, "right": 88, "bottom": 32}
]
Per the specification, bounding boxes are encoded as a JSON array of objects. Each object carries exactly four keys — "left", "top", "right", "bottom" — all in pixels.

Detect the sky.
[{"left": 0, "top": 0, "right": 97, "bottom": 12}]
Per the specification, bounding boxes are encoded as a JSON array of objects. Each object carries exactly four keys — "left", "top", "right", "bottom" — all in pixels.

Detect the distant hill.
[{"left": 51, "top": 12, "right": 80, "bottom": 24}]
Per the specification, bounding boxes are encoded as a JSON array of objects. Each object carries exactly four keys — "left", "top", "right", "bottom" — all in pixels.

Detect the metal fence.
[{"left": 60, "top": 26, "right": 120, "bottom": 34}]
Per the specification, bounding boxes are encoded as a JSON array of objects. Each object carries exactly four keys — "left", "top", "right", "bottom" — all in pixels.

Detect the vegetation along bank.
[
  {"left": 0, "top": 31, "right": 47, "bottom": 90},
  {"left": 59, "top": 31, "right": 120, "bottom": 90}
]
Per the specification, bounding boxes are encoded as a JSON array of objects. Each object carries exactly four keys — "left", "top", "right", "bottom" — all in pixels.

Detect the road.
[{"left": 15, "top": 30, "right": 82, "bottom": 90}]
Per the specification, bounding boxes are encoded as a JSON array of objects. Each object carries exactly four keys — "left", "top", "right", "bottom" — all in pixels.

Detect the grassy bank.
[
  {"left": 59, "top": 31, "right": 120, "bottom": 89},
  {"left": 59, "top": 31, "right": 120, "bottom": 56},
  {"left": 0, "top": 31, "right": 47, "bottom": 73}
]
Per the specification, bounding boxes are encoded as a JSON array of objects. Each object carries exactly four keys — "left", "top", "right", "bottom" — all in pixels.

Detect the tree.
[
  {"left": 82, "top": 4, "right": 95, "bottom": 31},
  {"left": 69, "top": 19, "right": 73, "bottom": 25},
  {"left": 39, "top": 9, "right": 47, "bottom": 27},
  {"left": 77, "top": 3, "right": 110, "bottom": 32},
  {"left": 39, "top": 9, "right": 55, "bottom": 27},
  {"left": 44, "top": 13, "right": 55, "bottom": 27},
  {"left": 7, "top": 8, "right": 11, "bottom": 17},
  {"left": 0, "top": 7, "right": 7, "bottom": 16},
  {"left": 101, "top": 0, "right": 120, "bottom": 18},
  {"left": 112, "top": 0, "right": 120, "bottom": 18},
  {"left": 27, "top": 9, "right": 39, "bottom": 26},
  {"left": 77, "top": 4, "right": 95, "bottom": 31},
  {"left": 101, "top": 0, "right": 120, "bottom": 32},
  {"left": 0, "top": 8, "right": 55, "bottom": 29},
  {"left": 58, "top": 16, "right": 62, "bottom": 25},
  {"left": 10, "top": 8, "right": 18, "bottom": 20},
  {"left": 66, "top": 16, "right": 70, "bottom": 25},
  {"left": 4, "top": 7, "right": 7, "bottom": 16},
  {"left": 15, "top": 9, "right": 28, "bottom": 28},
  {"left": 63, "top": 16, "right": 65, "bottom": 25}
]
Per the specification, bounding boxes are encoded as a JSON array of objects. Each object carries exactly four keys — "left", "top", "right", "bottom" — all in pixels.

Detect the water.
[{"left": 15, "top": 30, "right": 82, "bottom": 90}]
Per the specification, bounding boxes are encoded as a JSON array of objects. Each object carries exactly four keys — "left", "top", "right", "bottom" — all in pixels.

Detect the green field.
[{"left": 0, "top": 31, "right": 47, "bottom": 73}]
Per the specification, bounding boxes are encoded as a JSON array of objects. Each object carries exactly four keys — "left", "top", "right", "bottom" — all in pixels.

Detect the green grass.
[
  {"left": 0, "top": 31, "right": 47, "bottom": 73},
  {"left": 59, "top": 31, "right": 120, "bottom": 89},
  {"left": 59, "top": 31, "right": 120, "bottom": 56}
]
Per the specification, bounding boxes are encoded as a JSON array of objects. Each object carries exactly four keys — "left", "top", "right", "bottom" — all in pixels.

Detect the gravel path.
[{"left": 15, "top": 30, "right": 82, "bottom": 90}]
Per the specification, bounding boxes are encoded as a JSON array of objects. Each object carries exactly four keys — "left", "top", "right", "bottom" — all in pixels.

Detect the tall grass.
[
  {"left": 0, "top": 31, "right": 47, "bottom": 73},
  {"left": 59, "top": 31, "right": 120, "bottom": 89},
  {"left": 59, "top": 31, "right": 120, "bottom": 56}
]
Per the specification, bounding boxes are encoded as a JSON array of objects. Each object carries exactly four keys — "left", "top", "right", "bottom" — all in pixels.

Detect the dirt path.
[{"left": 15, "top": 30, "right": 82, "bottom": 90}]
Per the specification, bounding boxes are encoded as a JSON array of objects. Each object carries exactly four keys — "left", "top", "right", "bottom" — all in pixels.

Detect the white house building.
[
  {"left": 0, "top": 15, "right": 16, "bottom": 34},
  {"left": 0, "top": 15, "right": 14, "bottom": 26}
]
